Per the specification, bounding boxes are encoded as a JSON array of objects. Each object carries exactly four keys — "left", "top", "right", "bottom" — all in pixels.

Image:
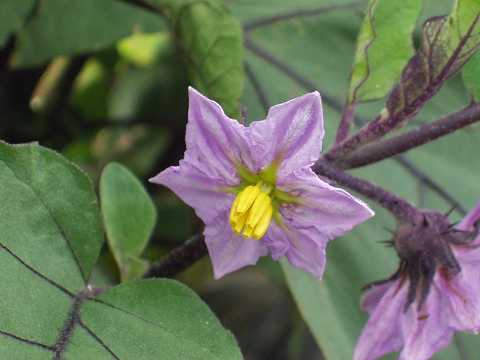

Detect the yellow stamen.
[
  {"left": 236, "top": 185, "right": 261, "bottom": 213},
  {"left": 230, "top": 182, "right": 274, "bottom": 240}
]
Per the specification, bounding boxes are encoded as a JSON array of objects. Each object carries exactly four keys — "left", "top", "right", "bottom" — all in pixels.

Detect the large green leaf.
[
  {"left": 0, "top": 141, "right": 103, "bottom": 281},
  {"left": 348, "top": 0, "right": 421, "bottom": 102},
  {"left": 13, "top": 0, "right": 165, "bottom": 67},
  {"left": 0, "top": 142, "right": 242, "bottom": 358},
  {"left": 100, "top": 162, "right": 157, "bottom": 281},
  {"left": 239, "top": 1, "right": 480, "bottom": 358},
  {"left": 148, "top": 0, "right": 244, "bottom": 117},
  {"left": 0, "top": 0, "right": 35, "bottom": 47}
]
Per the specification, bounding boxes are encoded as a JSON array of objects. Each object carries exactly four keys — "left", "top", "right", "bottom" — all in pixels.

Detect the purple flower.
[
  {"left": 354, "top": 203, "right": 480, "bottom": 360},
  {"left": 150, "top": 87, "right": 374, "bottom": 279}
]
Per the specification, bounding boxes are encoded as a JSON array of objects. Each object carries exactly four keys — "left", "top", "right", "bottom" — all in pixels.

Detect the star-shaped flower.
[
  {"left": 151, "top": 87, "right": 374, "bottom": 279},
  {"left": 354, "top": 202, "right": 480, "bottom": 360}
]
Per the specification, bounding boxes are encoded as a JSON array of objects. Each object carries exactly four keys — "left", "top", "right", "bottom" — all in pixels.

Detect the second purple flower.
[{"left": 151, "top": 88, "right": 374, "bottom": 279}]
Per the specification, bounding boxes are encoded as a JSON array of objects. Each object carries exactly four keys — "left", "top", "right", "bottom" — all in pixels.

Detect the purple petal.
[
  {"left": 399, "top": 284, "right": 453, "bottom": 360},
  {"left": 149, "top": 163, "right": 232, "bottom": 223},
  {"left": 248, "top": 92, "right": 324, "bottom": 176},
  {"left": 277, "top": 168, "right": 374, "bottom": 239},
  {"left": 185, "top": 87, "right": 254, "bottom": 184},
  {"left": 354, "top": 282, "right": 405, "bottom": 360},
  {"left": 204, "top": 210, "right": 268, "bottom": 279},
  {"left": 265, "top": 220, "right": 327, "bottom": 278},
  {"left": 457, "top": 201, "right": 480, "bottom": 232},
  {"left": 437, "top": 264, "right": 480, "bottom": 332},
  {"left": 361, "top": 281, "right": 393, "bottom": 313}
]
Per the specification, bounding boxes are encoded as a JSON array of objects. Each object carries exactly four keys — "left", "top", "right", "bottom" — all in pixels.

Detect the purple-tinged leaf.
[{"left": 386, "top": 4, "right": 480, "bottom": 121}]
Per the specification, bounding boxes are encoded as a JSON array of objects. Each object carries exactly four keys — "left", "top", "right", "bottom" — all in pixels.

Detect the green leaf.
[
  {"left": 73, "top": 280, "right": 243, "bottom": 359},
  {"left": 348, "top": 0, "right": 422, "bottom": 102},
  {"left": 462, "top": 51, "right": 480, "bottom": 101},
  {"left": 0, "top": 142, "right": 242, "bottom": 358},
  {"left": 148, "top": 0, "right": 245, "bottom": 117},
  {"left": 0, "top": 0, "right": 35, "bottom": 47},
  {"left": 0, "top": 141, "right": 103, "bottom": 281},
  {"left": 100, "top": 162, "right": 157, "bottom": 281},
  {"left": 13, "top": 0, "right": 165, "bottom": 67}
]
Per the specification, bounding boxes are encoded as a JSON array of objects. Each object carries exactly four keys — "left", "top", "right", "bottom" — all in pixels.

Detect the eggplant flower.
[
  {"left": 354, "top": 203, "right": 480, "bottom": 360},
  {"left": 150, "top": 88, "right": 373, "bottom": 279}
]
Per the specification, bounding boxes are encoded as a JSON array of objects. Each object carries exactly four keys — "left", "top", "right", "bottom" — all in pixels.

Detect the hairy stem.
[
  {"left": 143, "top": 234, "right": 207, "bottom": 278},
  {"left": 335, "top": 102, "right": 356, "bottom": 144},
  {"left": 334, "top": 103, "right": 480, "bottom": 170},
  {"left": 243, "top": 1, "right": 362, "bottom": 31},
  {"left": 326, "top": 15, "right": 480, "bottom": 162}
]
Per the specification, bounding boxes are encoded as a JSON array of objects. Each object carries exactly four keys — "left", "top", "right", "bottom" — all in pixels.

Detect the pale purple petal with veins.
[
  {"left": 277, "top": 168, "right": 374, "bottom": 239},
  {"left": 437, "top": 266, "right": 480, "bottom": 332},
  {"left": 186, "top": 87, "right": 254, "bottom": 184},
  {"left": 355, "top": 280, "right": 454, "bottom": 360},
  {"left": 150, "top": 163, "right": 232, "bottom": 223},
  {"left": 399, "top": 284, "right": 453, "bottom": 360},
  {"left": 204, "top": 211, "right": 269, "bottom": 279},
  {"left": 151, "top": 87, "right": 374, "bottom": 279},
  {"left": 248, "top": 92, "right": 324, "bottom": 176},
  {"left": 264, "top": 221, "right": 327, "bottom": 278},
  {"left": 354, "top": 283, "right": 405, "bottom": 360}
]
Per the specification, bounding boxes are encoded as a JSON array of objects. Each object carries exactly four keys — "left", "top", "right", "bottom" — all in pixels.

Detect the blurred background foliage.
[{"left": 0, "top": 0, "right": 479, "bottom": 359}]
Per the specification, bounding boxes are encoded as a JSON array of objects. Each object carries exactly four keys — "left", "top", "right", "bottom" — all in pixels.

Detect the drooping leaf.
[
  {"left": 348, "top": 0, "right": 422, "bottom": 103},
  {"left": 146, "top": 0, "right": 245, "bottom": 117},
  {"left": 13, "top": 0, "right": 165, "bottom": 67},
  {"left": 385, "top": 0, "right": 480, "bottom": 122},
  {"left": 0, "top": 142, "right": 242, "bottom": 358},
  {"left": 0, "top": 0, "right": 35, "bottom": 47},
  {"left": 100, "top": 162, "right": 157, "bottom": 281}
]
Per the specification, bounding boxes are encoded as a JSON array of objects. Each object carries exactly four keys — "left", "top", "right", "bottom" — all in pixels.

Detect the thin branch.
[
  {"left": 312, "top": 160, "right": 421, "bottom": 222},
  {"left": 243, "top": 1, "right": 362, "bottom": 31},
  {"left": 143, "top": 234, "right": 207, "bottom": 278},
  {"left": 334, "top": 103, "right": 480, "bottom": 172},
  {"left": 245, "top": 37, "right": 465, "bottom": 214},
  {"left": 116, "top": 0, "right": 164, "bottom": 16},
  {"left": 395, "top": 156, "right": 467, "bottom": 216},
  {"left": 244, "top": 36, "right": 343, "bottom": 111},
  {"left": 244, "top": 61, "right": 271, "bottom": 110}
]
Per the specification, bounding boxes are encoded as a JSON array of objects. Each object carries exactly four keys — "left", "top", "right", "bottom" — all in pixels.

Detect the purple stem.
[
  {"left": 143, "top": 234, "right": 207, "bottom": 278},
  {"left": 334, "top": 103, "right": 480, "bottom": 169},
  {"left": 312, "top": 160, "right": 421, "bottom": 223},
  {"left": 335, "top": 102, "right": 357, "bottom": 144}
]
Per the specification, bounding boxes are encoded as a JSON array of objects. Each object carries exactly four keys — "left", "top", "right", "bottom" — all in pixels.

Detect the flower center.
[{"left": 229, "top": 182, "right": 273, "bottom": 240}]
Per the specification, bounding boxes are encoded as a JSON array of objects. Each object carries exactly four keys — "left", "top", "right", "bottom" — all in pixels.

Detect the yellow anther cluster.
[{"left": 229, "top": 183, "right": 273, "bottom": 240}]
